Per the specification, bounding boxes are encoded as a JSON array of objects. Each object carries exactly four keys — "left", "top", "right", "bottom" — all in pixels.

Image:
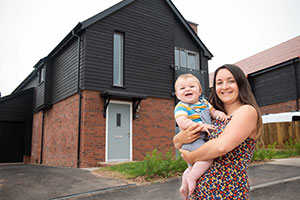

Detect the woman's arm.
[
  {"left": 173, "top": 123, "right": 202, "bottom": 149},
  {"left": 180, "top": 105, "right": 258, "bottom": 164},
  {"left": 173, "top": 123, "right": 215, "bottom": 149}
]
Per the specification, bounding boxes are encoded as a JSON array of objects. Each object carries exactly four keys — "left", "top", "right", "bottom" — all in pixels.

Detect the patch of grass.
[
  {"left": 103, "top": 161, "right": 145, "bottom": 178},
  {"left": 101, "top": 148, "right": 186, "bottom": 181},
  {"left": 272, "top": 150, "right": 298, "bottom": 159},
  {"left": 252, "top": 140, "right": 300, "bottom": 162},
  {"left": 99, "top": 143, "right": 300, "bottom": 182}
]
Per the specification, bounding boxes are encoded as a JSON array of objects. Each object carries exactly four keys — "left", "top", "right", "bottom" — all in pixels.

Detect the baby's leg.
[
  {"left": 180, "top": 167, "right": 191, "bottom": 200},
  {"left": 186, "top": 159, "right": 213, "bottom": 194}
]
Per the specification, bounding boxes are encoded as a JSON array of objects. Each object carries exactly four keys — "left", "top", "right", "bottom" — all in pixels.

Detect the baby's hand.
[
  {"left": 198, "top": 123, "right": 215, "bottom": 135},
  {"left": 216, "top": 111, "right": 228, "bottom": 121}
]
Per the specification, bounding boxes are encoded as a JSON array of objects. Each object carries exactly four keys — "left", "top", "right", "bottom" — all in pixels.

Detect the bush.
[
  {"left": 144, "top": 148, "right": 187, "bottom": 179},
  {"left": 266, "top": 142, "right": 277, "bottom": 160},
  {"left": 295, "top": 139, "right": 300, "bottom": 154},
  {"left": 285, "top": 138, "right": 295, "bottom": 152}
]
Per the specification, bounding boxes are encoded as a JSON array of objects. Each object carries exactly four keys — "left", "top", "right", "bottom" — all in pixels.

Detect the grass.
[
  {"left": 102, "top": 161, "right": 146, "bottom": 179},
  {"left": 98, "top": 139, "right": 300, "bottom": 182},
  {"left": 97, "top": 148, "right": 186, "bottom": 182}
]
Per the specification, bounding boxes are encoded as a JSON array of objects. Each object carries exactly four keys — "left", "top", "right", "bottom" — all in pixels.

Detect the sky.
[{"left": 0, "top": 0, "right": 299, "bottom": 97}]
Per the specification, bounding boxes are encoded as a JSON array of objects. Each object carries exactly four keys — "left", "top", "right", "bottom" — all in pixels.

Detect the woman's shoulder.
[{"left": 232, "top": 105, "right": 257, "bottom": 120}]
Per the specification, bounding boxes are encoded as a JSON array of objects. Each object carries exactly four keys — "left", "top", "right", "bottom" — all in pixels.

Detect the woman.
[{"left": 173, "top": 64, "right": 262, "bottom": 199}]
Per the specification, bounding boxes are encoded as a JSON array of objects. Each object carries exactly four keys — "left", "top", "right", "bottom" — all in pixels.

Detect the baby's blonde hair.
[{"left": 174, "top": 73, "right": 202, "bottom": 91}]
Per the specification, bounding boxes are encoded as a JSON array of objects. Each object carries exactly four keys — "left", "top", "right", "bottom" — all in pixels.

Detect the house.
[
  {"left": 0, "top": 0, "right": 213, "bottom": 167},
  {"left": 209, "top": 35, "right": 300, "bottom": 115}
]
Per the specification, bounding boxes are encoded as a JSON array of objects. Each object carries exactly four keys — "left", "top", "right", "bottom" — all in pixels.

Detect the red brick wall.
[
  {"left": 42, "top": 94, "right": 79, "bottom": 168},
  {"left": 133, "top": 97, "right": 175, "bottom": 160},
  {"left": 260, "top": 99, "right": 300, "bottom": 115},
  {"left": 28, "top": 112, "right": 43, "bottom": 164},
  {"left": 28, "top": 90, "right": 176, "bottom": 168},
  {"left": 80, "top": 90, "right": 106, "bottom": 168},
  {"left": 80, "top": 92, "right": 176, "bottom": 166}
]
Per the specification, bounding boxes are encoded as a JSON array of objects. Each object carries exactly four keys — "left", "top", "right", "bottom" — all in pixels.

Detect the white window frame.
[
  {"left": 39, "top": 67, "right": 45, "bottom": 83},
  {"left": 174, "top": 48, "right": 199, "bottom": 70},
  {"left": 113, "top": 32, "right": 124, "bottom": 86}
]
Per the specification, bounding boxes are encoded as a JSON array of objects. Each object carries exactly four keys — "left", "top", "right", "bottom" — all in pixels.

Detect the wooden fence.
[{"left": 260, "top": 121, "right": 300, "bottom": 147}]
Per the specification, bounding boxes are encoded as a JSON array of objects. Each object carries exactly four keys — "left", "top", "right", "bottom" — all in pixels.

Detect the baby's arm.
[
  {"left": 176, "top": 116, "right": 213, "bottom": 136},
  {"left": 210, "top": 108, "right": 228, "bottom": 121},
  {"left": 176, "top": 116, "right": 197, "bottom": 130}
]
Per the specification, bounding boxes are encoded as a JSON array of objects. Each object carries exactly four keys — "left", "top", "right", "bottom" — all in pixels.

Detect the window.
[
  {"left": 175, "top": 48, "right": 199, "bottom": 69},
  {"left": 116, "top": 113, "right": 121, "bottom": 126},
  {"left": 113, "top": 32, "right": 124, "bottom": 86},
  {"left": 39, "top": 67, "right": 45, "bottom": 83}
]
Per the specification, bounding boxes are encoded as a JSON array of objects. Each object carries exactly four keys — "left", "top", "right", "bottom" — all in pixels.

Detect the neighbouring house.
[
  {"left": 0, "top": 0, "right": 213, "bottom": 167},
  {"left": 209, "top": 35, "right": 300, "bottom": 115}
]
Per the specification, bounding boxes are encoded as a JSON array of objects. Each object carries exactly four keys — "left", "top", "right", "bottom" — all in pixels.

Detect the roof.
[
  {"left": 81, "top": 0, "right": 213, "bottom": 58},
  {"left": 209, "top": 35, "right": 300, "bottom": 87},
  {"left": 235, "top": 35, "right": 300, "bottom": 75},
  {"left": 0, "top": 88, "right": 34, "bottom": 103},
  {"left": 12, "top": 0, "right": 213, "bottom": 95}
]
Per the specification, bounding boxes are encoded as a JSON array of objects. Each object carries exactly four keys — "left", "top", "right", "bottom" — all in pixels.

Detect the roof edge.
[
  {"left": 165, "top": 0, "right": 213, "bottom": 59},
  {"left": 0, "top": 88, "right": 34, "bottom": 103},
  {"left": 81, "top": 0, "right": 135, "bottom": 29}
]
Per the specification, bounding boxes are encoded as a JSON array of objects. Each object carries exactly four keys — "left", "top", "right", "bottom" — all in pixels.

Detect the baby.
[{"left": 174, "top": 73, "right": 227, "bottom": 199}]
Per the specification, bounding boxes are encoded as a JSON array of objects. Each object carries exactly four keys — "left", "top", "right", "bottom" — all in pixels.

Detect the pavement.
[{"left": 1, "top": 158, "right": 300, "bottom": 200}]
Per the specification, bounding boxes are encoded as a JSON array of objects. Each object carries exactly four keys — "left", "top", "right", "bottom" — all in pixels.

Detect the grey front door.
[{"left": 107, "top": 102, "right": 131, "bottom": 162}]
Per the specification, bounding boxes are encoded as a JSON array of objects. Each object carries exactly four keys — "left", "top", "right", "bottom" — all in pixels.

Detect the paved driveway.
[
  {"left": 1, "top": 158, "right": 300, "bottom": 200},
  {"left": 0, "top": 164, "right": 130, "bottom": 200}
]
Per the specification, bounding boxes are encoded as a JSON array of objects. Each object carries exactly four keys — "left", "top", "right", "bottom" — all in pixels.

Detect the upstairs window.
[
  {"left": 113, "top": 32, "right": 124, "bottom": 86},
  {"left": 175, "top": 48, "right": 199, "bottom": 70},
  {"left": 39, "top": 67, "right": 45, "bottom": 83}
]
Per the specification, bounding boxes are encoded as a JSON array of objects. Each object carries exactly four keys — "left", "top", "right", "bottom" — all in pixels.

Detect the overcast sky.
[{"left": 0, "top": 0, "right": 299, "bottom": 97}]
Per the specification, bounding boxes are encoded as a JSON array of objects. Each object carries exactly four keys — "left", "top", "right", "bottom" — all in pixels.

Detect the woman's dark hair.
[{"left": 209, "top": 64, "right": 262, "bottom": 138}]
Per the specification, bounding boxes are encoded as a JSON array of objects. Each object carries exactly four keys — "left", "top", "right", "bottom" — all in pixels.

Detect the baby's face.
[{"left": 175, "top": 77, "right": 202, "bottom": 104}]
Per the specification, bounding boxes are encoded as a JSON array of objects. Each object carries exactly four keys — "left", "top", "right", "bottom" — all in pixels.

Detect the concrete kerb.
[
  {"left": 50, "top": 184, "right": 137, "bottom": 200},
  {"left": 250, "top": 176, "right": 300, "bottom": 191}
]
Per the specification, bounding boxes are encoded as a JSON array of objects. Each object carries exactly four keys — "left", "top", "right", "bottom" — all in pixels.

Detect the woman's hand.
[
  {"left": 179, "top": 149, "right": 193, "bottom": 164},
  {"left": 173, "top": 123, "right": 215, "bottom": 149}
]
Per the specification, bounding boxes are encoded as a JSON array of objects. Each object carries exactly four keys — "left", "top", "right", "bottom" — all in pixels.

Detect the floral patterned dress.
[{"left": 190, "top": 117, "right": 256, "bottom": 199}]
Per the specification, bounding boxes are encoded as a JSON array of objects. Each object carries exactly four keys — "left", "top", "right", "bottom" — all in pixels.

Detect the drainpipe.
[
  {"left": 72, "top": 30, "right": 82, "bottom": 168},
  {"left": 40, "top": 111, "right": 45, "bottom": 164},
  {"left": 293, "top": 59, "right": 299, "bottom": 111}
]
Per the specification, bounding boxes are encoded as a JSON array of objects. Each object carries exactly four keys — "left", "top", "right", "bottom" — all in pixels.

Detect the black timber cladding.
[
  {"left": 9, "top": 0, "right": 212, "bottom": 110},
  {"left": 51, "top": 37, "right": 84, "bottom": 104},
  {"left": 83, "top": 0, "right": 208, "bottom": 98},
  {"left": 0, "top": 88, "right": 34, "bottom": 155},
  {"left": 249, "top": 59, "right": 300, "bottom": 107}
]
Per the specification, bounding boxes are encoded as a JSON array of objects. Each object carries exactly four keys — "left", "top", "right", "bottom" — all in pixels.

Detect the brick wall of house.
[
  {"left": 260, "top": 99, "right": 300, "bottom": 115},
  {"left": 133, "top": 97, "right": 175, "bottom": 160},
  {"left": 80, "top": 91, "right": 176, "bottom": 166},
  {"left": 27, "top": 112, "right": 43, "bottom": 164},
  {"left": 37, "top": 94, "right": 80, "bottom": 168},
  {"left": 79, "top": 90, "right": 106, "bottom": 168},
  {"left": 42, "top": 94, "right": 79, "bottom": 167},
  {"left": 28, "top": 90, "right": 176, "bottom": 168}
]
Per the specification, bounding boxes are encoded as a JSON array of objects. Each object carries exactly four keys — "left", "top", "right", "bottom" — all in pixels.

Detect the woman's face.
[{"left": 215, "top": 69, "right": 239, "bottom": 105}]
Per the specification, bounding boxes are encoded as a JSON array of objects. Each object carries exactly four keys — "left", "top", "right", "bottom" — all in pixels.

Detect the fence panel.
[{"left": 261, "top": 121, "right": 300, "bottom": 146}]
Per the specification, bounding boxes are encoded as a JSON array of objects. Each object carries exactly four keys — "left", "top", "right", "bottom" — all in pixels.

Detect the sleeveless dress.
[{"left": 190, "top": 117, "right": 256, "bottom": 200}]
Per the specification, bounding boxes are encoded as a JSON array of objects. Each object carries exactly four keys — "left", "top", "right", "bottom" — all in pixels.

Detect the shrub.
[
  {"left": 144, "top": 148, "right": 187, "bottom": 179},
  {"left": 266, "top": 142, "right": 277, "bottom": 160},
  {"left": 285, "top": 138, "right": 295, "bottom": 152},
  {"left": 295, "top": 139, "right": 300, "bottom": 154}
]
